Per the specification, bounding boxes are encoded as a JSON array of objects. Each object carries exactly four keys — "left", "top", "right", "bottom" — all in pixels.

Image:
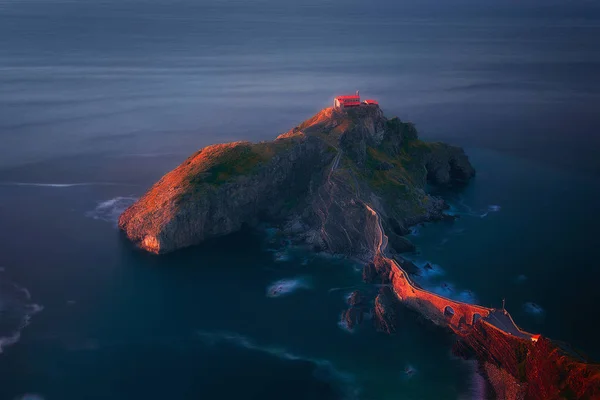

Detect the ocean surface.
[{"left": 1, "top": 1, "right": 599, "bottom": 399}]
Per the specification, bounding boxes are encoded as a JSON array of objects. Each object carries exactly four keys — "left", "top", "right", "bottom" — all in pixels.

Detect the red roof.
[
  {"left": 336, "top": 95, "right": 360, "bottom": 100},
  {"left": 364, "top": 99, "right": 378, "bottom": 104}
]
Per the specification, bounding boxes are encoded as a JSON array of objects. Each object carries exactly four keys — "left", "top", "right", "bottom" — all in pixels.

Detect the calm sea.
[{"left": 1, "top": 1, "right": 599, "bottom": 399}]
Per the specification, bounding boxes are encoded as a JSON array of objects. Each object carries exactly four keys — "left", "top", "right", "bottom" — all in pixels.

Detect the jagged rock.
[
  {"left": 362, "top": 261, "right": 391, "bottom": 284},
  {"left": 387, "top": 217, "right": 410, "bottom": 236},
  {"left": 119, "top": 105, "right": 475, "bottom": 257},
  {"left": 342, "top": 290, "right": 367, "bottom": 330},
  {"left": 362, "top": 262, "right": 378, "bottom": 283},
  {"left": 394, "top": 256, "right": 421, "bottom": 276},
  {"left": 343, "top": 307, "right": 364, "bottom": 330},
  {"left": 374, "top": 287, "right": 402, "bottom": 334},
  {"left": 347, "top": 290, "right": 365, "bottom": 307},
  {"left": 425, "top": 144, "right": 475, "bottom": 186},
  {"left": 454, "top": 321, "right": 600, "bottom": 400},
  {"left": 387, "top": 232, "right": 416, "bottom": 254},
  {"left": 116, "top": 103, "right": 599, "bottom": 398}
]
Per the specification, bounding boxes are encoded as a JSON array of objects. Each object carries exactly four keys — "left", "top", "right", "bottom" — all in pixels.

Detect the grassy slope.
[{"left": 340, "top": 117, "right": 439, "bottom": 219}]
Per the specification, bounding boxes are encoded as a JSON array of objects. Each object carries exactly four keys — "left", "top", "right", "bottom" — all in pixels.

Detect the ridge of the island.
[{"left": 119, "top": 97, "right": 600, "bottom": 400}]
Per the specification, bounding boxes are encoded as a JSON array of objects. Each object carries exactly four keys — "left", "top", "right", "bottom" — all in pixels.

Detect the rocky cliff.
[
  {"left": 119, "top": 104, "right": 599, "bottom": 398},
  {"left": 119, "top": 105, "right": 474, "bottom": 256},
  {"left": 454, "top": 321, "right": 600, "bottom": 400}
]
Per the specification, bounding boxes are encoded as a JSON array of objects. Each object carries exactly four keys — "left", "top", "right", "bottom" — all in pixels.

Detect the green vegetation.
[{"left": 186, "top": 138, "right": 298, "bottom": 188}]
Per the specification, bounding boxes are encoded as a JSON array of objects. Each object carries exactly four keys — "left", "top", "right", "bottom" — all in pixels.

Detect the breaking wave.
[
  {"left": 0, "top": 278, "right": 43, "bottom": 354},
  {"left": 266, "top": 277, "right": 312, "bottom": 298},
  {"left": 195, "top": 330, "right": 359, "bottom": 399},
  {"left": 273, "top": 250, "right": 291, "bottom": 262},
  {"left": 478, "top": 205, "right": 502, "bottom": 218},
  {"left": 0, "top": 182, "right": 130, "bottom": 188},
  {"left": 406, "top": 260, "right": 480, "bottom": 304},
  {"left": 446, "top": 198, "right": 502, "bottom": 219},
  {"left": 86, "top": 196, "right": 137, "bottom": 225}
]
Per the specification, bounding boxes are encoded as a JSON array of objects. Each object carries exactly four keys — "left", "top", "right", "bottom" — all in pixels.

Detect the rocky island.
[{"left": 119, "top": 104, "right": 599, "bottom": 399}]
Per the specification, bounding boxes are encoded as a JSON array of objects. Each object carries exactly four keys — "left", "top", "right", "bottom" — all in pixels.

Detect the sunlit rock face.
[
  {"left": 453, "top": 321, "right": 600, "bottom": 400},
  {"left": 119, "top": 105, "right": 474, "bottom": 255},
  {"left": 119, "top": 137, "right": 334, "bottom": 254}
]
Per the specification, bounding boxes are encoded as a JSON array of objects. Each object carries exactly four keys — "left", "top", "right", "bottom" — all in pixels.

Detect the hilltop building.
[{"left": 334, "top": 91, "right": 379, "bottom": 108}]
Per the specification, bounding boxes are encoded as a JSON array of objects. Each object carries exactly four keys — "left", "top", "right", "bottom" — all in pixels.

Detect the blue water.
[{"left": 1, "top": 1, "right": 599, "bottom": 399}]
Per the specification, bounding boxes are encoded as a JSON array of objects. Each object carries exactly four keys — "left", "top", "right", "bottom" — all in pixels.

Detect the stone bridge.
[
  {"left": 382, "top": 255, "right": 492, "bottom": 332},
  {"left": 365, "top": 200, "right": 535, "bottom": 339}
]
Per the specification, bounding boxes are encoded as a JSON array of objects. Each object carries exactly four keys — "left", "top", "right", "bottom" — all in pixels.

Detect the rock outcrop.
[
  {"left": 119, "top": 103, "right": 599, "bottom": 398},
  {"left": 342, "top": 290, "right": 367, "bottom": 331},
  {"left": 119, "top": 137, "right": 334, "bottom": 254},
  {"left": 372, "top": 287, "right": 397, "bottom": 334},
  {"left": 453, "top": 321, "right": 600, "bottom": 400},
  {"left": 119, "top": 105, "right": 473, "bottom": 255}
]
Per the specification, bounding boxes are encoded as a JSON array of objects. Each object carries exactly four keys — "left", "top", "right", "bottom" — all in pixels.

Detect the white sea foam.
[
  {"left": 0, "top": 182, "right": 129, "bottom": 188},
  {"left": 449, "top": 199, "right": 501, "bottom": 219},
  {"left": 266, "top": 278, "right": 311, "bottom": 297},
  {"left": 0, "top": 279, "right": 43, "bottom": 355},
  {"left": 402, "top": 364, "right": 418, "bottom": 380},
  {"left": 273, "top": 251, "right": 291, "bottom": 262},
  {"left": 327, "top": 285, "right": 360, "bottom": 294},
  {"left": 195, "top": 330, "right": 359, "bottom": 399},
  {"left": 86, "top": 196, "right": 137, "bottom": 225},
  {"left": 456, "top": 289, "right": 479, "bottom": 305},
  {"left": 417, "top": 262, "right": 445, "bottom": 277},
  {"left": 434, "top": 281, "right": 455, "bottom": 295},
  {"left": 0, "top": 332, "right": 21, "bottom": 354},
  {"left": 523, "top": 302, "right": 545, "bottom": 315},
  {"left": 411, "top": 262, "right": 481, "bottom": 304},
  {"left": 478, "top": 205, "right": 502, "bottom": 218}
]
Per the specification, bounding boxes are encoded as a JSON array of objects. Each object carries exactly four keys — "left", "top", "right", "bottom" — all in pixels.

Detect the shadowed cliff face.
[
  {"left": 119, "top": 105, "right": 474, "bottom": 255},
  {"left": 454, "top": 322, "right": 600, "bottom": 400}
]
